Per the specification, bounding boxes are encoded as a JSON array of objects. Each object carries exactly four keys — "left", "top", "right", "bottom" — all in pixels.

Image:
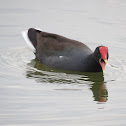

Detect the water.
[{"left": 0, "top": 0, "right": 126, "bottom": 125}]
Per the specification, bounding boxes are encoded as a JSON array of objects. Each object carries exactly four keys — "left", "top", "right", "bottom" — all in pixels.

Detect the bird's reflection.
[
  {"left": 26, "top": 59, "right": 108, "bottom": 103},
  {"left": 86, "top": 73, "right": 108, "bottom": 103}
]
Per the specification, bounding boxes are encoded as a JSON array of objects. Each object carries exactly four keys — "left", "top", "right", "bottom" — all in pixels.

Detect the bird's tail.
[{"left": 22, "top": 28, "right": 41, "bottom": 53}]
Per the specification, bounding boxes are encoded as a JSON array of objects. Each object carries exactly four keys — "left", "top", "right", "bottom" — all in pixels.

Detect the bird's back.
[{"left": 24, "top": 28, "right": 93, "bottom": 71}]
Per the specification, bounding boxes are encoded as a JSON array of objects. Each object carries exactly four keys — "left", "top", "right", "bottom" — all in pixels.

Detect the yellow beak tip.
[{"left": 104, "top": 60, "right": 107, "bottom": 64}]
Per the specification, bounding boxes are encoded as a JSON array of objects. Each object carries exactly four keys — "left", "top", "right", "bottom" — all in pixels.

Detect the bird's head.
[{"left": 94, "top": 46, "right": 109, "bottom": 71}]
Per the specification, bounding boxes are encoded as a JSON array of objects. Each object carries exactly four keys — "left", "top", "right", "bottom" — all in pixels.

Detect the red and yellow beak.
[{"left": 99, "top": 46, "right": 108, "bottom": 71}]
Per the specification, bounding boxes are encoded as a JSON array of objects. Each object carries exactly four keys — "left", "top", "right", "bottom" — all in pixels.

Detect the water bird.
[{"left": 22, "top": 28, "right": 109, "bottom": 72}]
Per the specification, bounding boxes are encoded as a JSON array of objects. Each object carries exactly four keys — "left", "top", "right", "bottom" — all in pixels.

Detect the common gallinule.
[{"left": 22, "top": 28, "right": 109, "bottom": 72}]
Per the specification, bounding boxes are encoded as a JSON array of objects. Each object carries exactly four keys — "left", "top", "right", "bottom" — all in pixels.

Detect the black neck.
[{"left": 86, "top": 53, "right": 102, "bottom": 72}]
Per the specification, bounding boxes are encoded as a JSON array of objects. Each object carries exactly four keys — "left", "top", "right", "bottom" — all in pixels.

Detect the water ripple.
[
  {"left": 0, "top": 47, "right": 125, "bottom": 83},
  {"left": 0, "top": 46, "right": 125, "bottom": 103}
]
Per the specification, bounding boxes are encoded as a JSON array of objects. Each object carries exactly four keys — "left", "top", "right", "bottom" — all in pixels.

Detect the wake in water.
[
  {"left": 1, "top": 47, "right": 126, "bottom": 102},
  {"left": 0, "top": 47, "right": 125, "bottom": 82}
]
